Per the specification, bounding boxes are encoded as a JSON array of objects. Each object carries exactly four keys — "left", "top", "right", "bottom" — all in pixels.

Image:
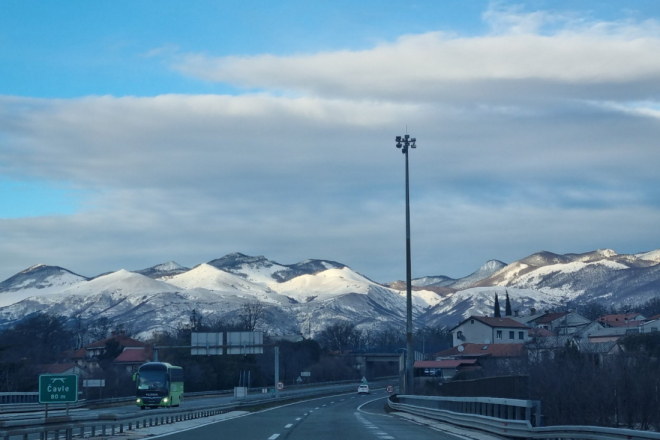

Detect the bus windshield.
[{"left": 137, "top": 370, "right": 168, "bottom": 392}]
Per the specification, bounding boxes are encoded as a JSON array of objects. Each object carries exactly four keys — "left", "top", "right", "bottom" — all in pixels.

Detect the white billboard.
[
  {"left": 191, "top": 332, "right": 223, "bottom": 355},
  {"left": 226, "top": 331, "right": 263, "bottom": 354}
]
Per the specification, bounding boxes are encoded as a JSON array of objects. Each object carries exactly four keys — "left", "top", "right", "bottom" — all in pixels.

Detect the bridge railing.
[{"left": 388, "top": 394, "right": 660, "bottom": 440}]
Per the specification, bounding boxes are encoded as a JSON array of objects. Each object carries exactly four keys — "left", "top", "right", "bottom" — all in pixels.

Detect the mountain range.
[{"left": 0, "top": 249, "right": 659, "bottom": 338}]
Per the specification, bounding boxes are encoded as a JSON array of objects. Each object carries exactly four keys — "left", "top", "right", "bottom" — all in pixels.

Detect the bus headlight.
[
  {"left": 136, "top": 398, "right": 141, "bottom": 403},
  {"left": 162, "top": 397, "right": 168, "bottom": 403}
]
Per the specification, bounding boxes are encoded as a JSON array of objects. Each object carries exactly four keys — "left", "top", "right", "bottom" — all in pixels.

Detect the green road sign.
[{"left": 39, "top": 374, "right": 78, "bottom": 403}]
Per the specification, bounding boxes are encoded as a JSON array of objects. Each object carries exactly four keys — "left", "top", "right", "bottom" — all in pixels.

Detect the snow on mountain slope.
[
  {"left": 167, "top": 263, "right": 291, "bottom": 304},
  {"left": 271, "top": 267, "right": 442, "bottom": 309},
  {"left": 424, "top": 287, "right": 563, "bottom": 328},
  {"left": 636, "top": 249, "right": 660, "bottom": 264},
  {"left": 450, "top": 260, "right": 507, "bottom": 290},
  {"left": 392, "top": 287, "right": 444, "bottom": 308},
  {"left": 135, "top": 261, "right": 190, "bottom": 279},
  {"left": 207, "top": 253, "right": 345, "bottom": 284},
  {"left": 169, "top": 264, "right": 267, "bottom": 293},
  {"left": 411, "top": 275, "right": 455, "bottom": 288},
  {"left": 60, "top": 269, "right": 179, "bottom": 298},
  {"left": 0, "top": 265, "right": 87, "bottom": 307},
  {"left": 207, "top": 253, "right": 289, "bottom": 284},
  {"left": 505, "top": 260, "right": 629, "bottom": 301},
  {"left": 271, "top": 267, "right": 372, "bottom": 301}
]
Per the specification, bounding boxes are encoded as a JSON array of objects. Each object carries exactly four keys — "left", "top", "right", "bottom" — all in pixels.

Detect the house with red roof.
[
  {"left": 69, "top": 332, "right": 150, "bottom": 373},
  {"left": 596, "top": 313, "right": 646, "bottom": 328},
  {"left": 450, "top": 316, "right": 530, "bottom": 347},
  {"left": 436, "top": 343, "right": 525, "bottom": 360}
]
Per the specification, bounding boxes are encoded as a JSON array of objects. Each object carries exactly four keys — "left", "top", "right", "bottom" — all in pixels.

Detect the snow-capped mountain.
[
  {"left": 207, "top": 252, "right": 345, "bottom": 284},
  {"left": 423, "top": 287, "right": 563, "bottom": 328},
  {"left": 0, "top": 264, "right": 87, "bottom": 307},
  {"left": 411, "top": 275, "right": 455, "bottom": 288},
  {"left": 449, "top": 260, "right": 508, "bottom": 290},
  {"left": 0, "top": 248, "right": 658, "bottom": 339},
  {"left": 135, "top": 261, "right": 190, "bottom": 279},
  {"left": 472, "top": 249, "right": 660, "bottom": 306},
  {"left": 409, "top": 260, "right": 506, "bottom": 289},
  {"left": 167, "top": 264, "right": 293, "bottom": 305}
]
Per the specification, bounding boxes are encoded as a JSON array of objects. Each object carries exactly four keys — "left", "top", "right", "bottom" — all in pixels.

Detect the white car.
[{"left": 357, "top": 384, "right": 370, "bottom": 395}]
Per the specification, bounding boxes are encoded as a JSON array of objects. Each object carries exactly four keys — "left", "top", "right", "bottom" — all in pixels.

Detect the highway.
[{"left": 148, "top": 390, "right": 464, "bottom": 440}]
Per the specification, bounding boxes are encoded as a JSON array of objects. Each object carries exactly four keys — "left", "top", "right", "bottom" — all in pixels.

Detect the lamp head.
[
  {"left": 395, "top": 136, "right": 401, "bottom": 142},
  {"left": 396, "top": 143, "right": 402, "bottom": 149}
]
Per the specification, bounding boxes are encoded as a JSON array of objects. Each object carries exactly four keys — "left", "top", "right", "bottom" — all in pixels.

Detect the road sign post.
[{"left": 39, "top": 374, "right": 78, "bottom": 404}]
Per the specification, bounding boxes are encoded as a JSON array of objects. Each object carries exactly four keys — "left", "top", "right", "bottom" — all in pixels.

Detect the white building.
[{"left": 450, "top": 316, "right": 530, "bottom": 347}]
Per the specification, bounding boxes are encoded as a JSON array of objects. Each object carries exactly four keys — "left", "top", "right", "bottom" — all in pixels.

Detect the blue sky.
[{"left": 1, "top": 1, "right": 660, "bottom": 282}]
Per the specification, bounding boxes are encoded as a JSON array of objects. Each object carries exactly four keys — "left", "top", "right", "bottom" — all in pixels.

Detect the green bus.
[{"left": 134, "top": 362, "right": 184, "bottom": 409}]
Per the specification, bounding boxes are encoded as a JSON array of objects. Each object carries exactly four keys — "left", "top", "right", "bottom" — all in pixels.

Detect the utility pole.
[{"left": 396, "top": 133, "right": 416, "bottom": 394}]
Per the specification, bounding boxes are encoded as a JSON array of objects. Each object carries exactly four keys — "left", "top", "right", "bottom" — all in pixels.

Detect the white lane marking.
[
  {"left": 145, "top": 388, "right": 373, "bottom": 439},
  {"left": 379, "top": 436, "right": 394, "bottom": 439},
  {"left": 375, "top": 432, "right": 388, "bottom": 435},
  {"left": 295, "top": 417, "right": 301, "bottom": 420},
  {"left": 303, "top": 413, "right": 307, "bottom": 416},
  {"left": 340, "top": 399, "right": 345, "bottom": 401},
  {"left": 268, "top": 435, "right": 280, "bottom": 440},
  {"left": 285, "top": 424, "right": 293, "bottom": 428},
  {"left": 331, "top": 401, "right": 335, "bottom": 404},
  {"left": 309, "top": 410, "right": 314, "bottom": 413},
  {"left": 356, "top": 396, "right": 391, "bottom": 417},
  {"left": 315, "top": 407, "right": 320, "bottom": 409}
]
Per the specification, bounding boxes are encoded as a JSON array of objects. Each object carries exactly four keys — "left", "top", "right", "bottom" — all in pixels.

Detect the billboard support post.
[{"left": 274, "top": 346, "right": 280, "bottom": 399}]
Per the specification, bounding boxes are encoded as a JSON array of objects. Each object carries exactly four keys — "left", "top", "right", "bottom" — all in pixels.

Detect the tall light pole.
[{"left": 396, "top": 133, "right": 416, "bottom": 394}]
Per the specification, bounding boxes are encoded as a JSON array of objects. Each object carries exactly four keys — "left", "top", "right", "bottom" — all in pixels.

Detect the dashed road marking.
[
  {"left": 268, "top": 435, "right": 280, "bottom": 440},
  {"left": 295, "top": 417, "right": 301, "bottom": 420},
  {"left": 285, "top": 424, "right": 293, "bottom": 428}
]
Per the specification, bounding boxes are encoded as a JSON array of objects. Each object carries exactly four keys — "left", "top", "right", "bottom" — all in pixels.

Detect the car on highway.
[{"left": 357, "top": 384, "right": 370, "bottom": 395}]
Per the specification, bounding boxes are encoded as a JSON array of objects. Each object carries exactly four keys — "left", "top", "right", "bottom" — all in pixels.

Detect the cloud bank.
[{"left": 1, "top": 4, "right": 659, "bottom": 283}]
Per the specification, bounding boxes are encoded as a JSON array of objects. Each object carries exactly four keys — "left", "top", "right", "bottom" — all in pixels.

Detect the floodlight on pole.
[{"left": 395, "top": 133, "right": 416, "bottom": 394}]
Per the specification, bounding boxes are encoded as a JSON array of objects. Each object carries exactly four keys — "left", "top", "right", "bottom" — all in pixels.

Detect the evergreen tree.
[
  {"left": 494, "top": 293, "right": 501, "bottom": 318},
  {"left": 505, "top": 291, "right": 512, "bottom": 317}
]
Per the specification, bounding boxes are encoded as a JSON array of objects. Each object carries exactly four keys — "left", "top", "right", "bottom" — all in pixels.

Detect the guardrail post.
[
  {"left": 112, "top": 424, "right": 116, "bottom": 435},
  {"left": 91, "top": 425, "right": 95, "bottom": 436},
  {"left": 66, "top": 427, "right": 72, "bottom": 440},
  {"left": 534, "top": 401, "right": 542, "bottom": 427}
]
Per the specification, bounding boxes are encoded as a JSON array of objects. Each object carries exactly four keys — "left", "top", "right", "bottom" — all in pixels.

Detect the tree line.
[{"left": 0, "top": 306, "right": 450, "bottom": 394}]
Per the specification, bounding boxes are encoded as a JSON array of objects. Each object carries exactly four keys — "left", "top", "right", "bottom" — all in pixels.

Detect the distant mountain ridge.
[{"left": 0, "top": 248, "right": 658, "bottom": 338}]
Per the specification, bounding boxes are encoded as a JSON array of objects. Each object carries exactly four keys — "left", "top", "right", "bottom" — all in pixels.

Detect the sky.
[{"left": 1, "top": 0, "right": 660, "bottom": 283}]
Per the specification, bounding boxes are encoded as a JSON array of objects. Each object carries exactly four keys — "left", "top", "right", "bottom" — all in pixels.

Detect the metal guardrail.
[
  {"left": 0, "top": 381, "right": 391, "bottom": 439},
  {"left": 0, "top": 393, "right": 39, "bottom": 405},
  {"left": 388, "top": 395, "right": 660, "bottom": 440}
]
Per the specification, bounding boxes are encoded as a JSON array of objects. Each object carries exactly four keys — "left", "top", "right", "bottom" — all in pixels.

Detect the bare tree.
[{"left": 238, "top": 300, "right": 265, "bottom": 332}]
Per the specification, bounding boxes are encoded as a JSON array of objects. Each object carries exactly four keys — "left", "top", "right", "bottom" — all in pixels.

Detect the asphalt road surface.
[{"left": 150, "top": 390, "right": 462, "bottom": 440}]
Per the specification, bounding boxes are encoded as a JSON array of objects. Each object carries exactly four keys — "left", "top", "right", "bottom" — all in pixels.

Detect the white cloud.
[{"left": 173, "top": 15, "right": 660, "bottom": 102}]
